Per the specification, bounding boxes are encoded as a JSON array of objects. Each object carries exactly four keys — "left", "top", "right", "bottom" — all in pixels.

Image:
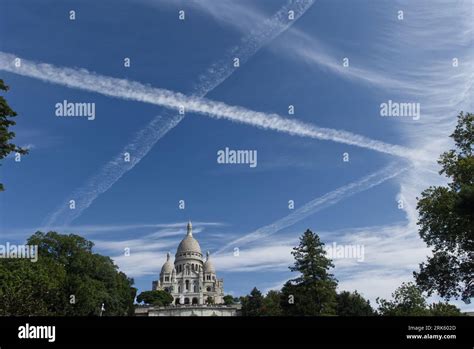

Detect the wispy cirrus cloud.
[
  {"left": 1, "top": 221, "right": 223, "bottom": 240},
  {"left": 381, "top": 0, "right": 474, "bottom": 228},
  {"left": 266, "top": 1, "right": 473, "bottom": 229}
]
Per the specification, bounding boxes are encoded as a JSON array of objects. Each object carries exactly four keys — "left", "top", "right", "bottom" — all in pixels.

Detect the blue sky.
[{"left": 0, "top": 0, "right": 472, "bottom": 310}]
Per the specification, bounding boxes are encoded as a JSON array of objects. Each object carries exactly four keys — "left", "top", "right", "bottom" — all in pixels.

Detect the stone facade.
[
  {"left": 135, "top": 305, "right": 239, "bottom": 317},
  {"left": 152, "top": 221, "right": 224, "bottom": 305}
]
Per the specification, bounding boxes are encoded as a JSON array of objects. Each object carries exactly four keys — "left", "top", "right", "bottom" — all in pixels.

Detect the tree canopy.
[
  {"left": 0, "top": 79, "right": 28, "bottom": 191},
  {"left": 336, "top": 291, "right": 374, "bottom": 316},
  {"left": 415, "top": 112, "right": 473, "bottom": 303},
  {"left": 261, "top": 290, "right": 283, "bottom": 316},
  {"left": 281, "top": 229, "right": 338, "bottom": 316},
  {"left": 0, "top": 231, "right": 136, "bottom": 316},
  {"left": 223, "top": 295, "right": 234, "bottom": 306},
  {"left": 136, "top": 290, "right": 173, "bottom": 307},
  {"left": 377, "top": 282, "right": 462, "bottom": 316},
  {"left": 241, "top": 287, "right": 264, "bottom": 316}
]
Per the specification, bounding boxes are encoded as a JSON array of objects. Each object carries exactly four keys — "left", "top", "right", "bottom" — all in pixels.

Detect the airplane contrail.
[
  {"left": 215, "top": 161, "right": 409, "bottom": 255},
  {"left": 0, "top": 51, "right": 413, "bottom": 159},
  {"left": 42, "top": 0, "right": 317, "bottom": 226}
]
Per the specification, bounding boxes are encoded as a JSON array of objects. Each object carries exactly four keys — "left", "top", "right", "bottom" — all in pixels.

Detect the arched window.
[{"left": 185, "top": 280, "right": 190, "bottom": 291}]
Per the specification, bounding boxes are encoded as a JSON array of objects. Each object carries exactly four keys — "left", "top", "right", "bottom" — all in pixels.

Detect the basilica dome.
[
  {"left": 203, "top": 251, "right": 215, "bottom": 273},
  {"left": 160, "top": 252, "right": 174, "bottom": 274},
  {"left": 176, "top": 221, "right": 202, "bottom": 256}
]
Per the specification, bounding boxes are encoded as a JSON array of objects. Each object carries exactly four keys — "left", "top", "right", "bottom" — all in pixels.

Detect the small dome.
[
  {"left": 204, "top": 251, "right": 215, "bottom": 273},
  {"left": 176, "top": 221, "right": 202, "bottom": 255},
  {"left": 161, "top": 252, "right": 174, "bottom": 274}
]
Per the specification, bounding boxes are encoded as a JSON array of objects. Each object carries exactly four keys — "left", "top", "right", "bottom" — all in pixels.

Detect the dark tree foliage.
[
  {"left": 223, "top": 295, "right": 234, "bottom": 305},
  {"left": 414, "top": 112, "right": 474, "bottom": 303},
  {"left": 136, "top": 290, "right": 173, "bottom": 307},
  {"left": 241, "top": 287, "right": 264, "bottom": 316},
  {"left": 281, "top": 229, "right": 338, "bottom": 316},
  {"left": 376, "top": 282, "right": 462, "bottom": 316},
  {"left": 261, "top": 290, "right": 283, "bottom": 316},
  {"left": 377, "top": 283, "right": 430, "bottom": 316},
  {"left": 289, "top": 229, "right": 336, "bottom": 284},
  {"left": 428, "top": 302, "right": 463, "bottom": 316},
  {"left": 0, "top": 232, "right": 136, "bottom": 316},
  {"left": 0, "top": 79, "right": 28, "bottom": 191},
  {"left": 336, "top": 291, "right": 374, "bottom": 316}
]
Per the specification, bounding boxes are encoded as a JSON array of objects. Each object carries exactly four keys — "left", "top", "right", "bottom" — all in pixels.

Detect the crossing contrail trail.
[
  {"left": 39, "top": 0, "right": 317, "bottom": 226},
  {"left": 215, "top": 161, "right": 409, "bottom": 255},
  {"left": 0, "top": 51, "right": 413, "bottom": 160},
  {"left": 0, "top": 1, "right": 414, "bottom": 227}
]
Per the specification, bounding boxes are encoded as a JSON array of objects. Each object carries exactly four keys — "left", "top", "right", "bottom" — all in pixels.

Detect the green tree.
[
  {"left": 0, "top": 258, "right": 64, "bottom": 316},
  {"left": 281, "top": 229, "right": 338, "bottom": 316},
  {"left": 377, "top": 282, "right": 462, "bottom": 316},
  {"left": 0, "top": 79, "right": 28, "bottom": 191},
  {"left": 377, "top": 282, "right": 430, "bottom": 316},
  {"left": 336, "top": 291, "right": 374, "bottom": 316},
  {"left": 414, "top": 112, "right": 473, "bottom": 303},
  {"left": 136, "top": 290, "right": 173, "bottom": 306},
  {"left": 241, "top": 287, "right": 264, "bottom": 316},
  {"left": 223, "top": 295, "right": 234, "bottom": 305},
  {"left": 428, "top": 302, "right": 462, "bottom": 316},
  {"left": 0, "top": 231, "right": 136, "bottom": 316},
  {"left": 261, "top": 290, "right": 282, "bottom": 316}
]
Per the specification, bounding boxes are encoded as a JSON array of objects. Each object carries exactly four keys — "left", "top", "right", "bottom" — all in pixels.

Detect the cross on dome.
[{"left": 187, "top": 220, "right": 192, "bottom": 236}]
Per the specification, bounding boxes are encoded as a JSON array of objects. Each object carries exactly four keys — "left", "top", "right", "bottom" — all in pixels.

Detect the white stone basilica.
[{"left": 152, "top": 221, "right": 224, "bottom": 305}]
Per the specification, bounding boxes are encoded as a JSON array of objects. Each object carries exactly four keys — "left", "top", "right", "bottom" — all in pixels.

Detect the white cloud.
[
  {"left": 213, "top": 243, "right": 294, "bottom": 272},
  {"left": 95, "top": 239, "right": 176, "bottom": 253},
  {"left": 338, "top": 269, "right": 413, "bottom": 306},
  {"left": 1, "top": 221, "right": 222, "bottom": 242},
  {"left": 112, "top": 251, "right": 165, "bottom": 277}
]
